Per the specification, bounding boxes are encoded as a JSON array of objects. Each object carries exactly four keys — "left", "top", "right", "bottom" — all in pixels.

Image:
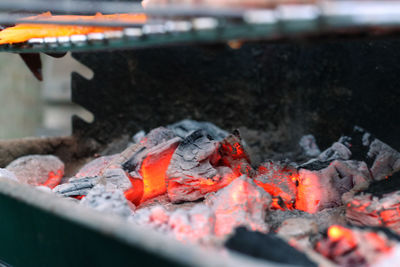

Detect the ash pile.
[{"left": 3, "top": 120, "right": 400, "bottom": 267}]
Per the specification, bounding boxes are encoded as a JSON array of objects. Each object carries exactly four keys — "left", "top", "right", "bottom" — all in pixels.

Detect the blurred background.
[{"left": 0, "top": 53, "right": 93, "bottom": 139}]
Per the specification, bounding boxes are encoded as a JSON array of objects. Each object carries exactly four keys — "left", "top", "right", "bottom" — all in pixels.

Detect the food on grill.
[{"left": 0, "top": 12, "right": 147, "bottom": 45}]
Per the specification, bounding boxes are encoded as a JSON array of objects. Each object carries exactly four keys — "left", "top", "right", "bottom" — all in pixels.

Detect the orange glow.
[
  {"left": 295, "top": 172, "right": 322, "bottom": 213},
  {"left": 327, "top": 225, "right": 356, "bottom": 247},
  {"left": 139, "top": 146, "right": 177, "bottom": 203},
  {"left": 0, "top": 12, "right": 147, "bottom": 44},
  {"left": 255, "top": 163, "right": 297, "bottom": 210},
  {"left": 41, "top": 169, "right": 63, "bottom": 189},
  {"left": 124, "top": 175, "right": 144, "bottom": 206}
]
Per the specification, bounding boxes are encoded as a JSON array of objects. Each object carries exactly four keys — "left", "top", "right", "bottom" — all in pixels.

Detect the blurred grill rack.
[{"left": 1, "top": 1, "right": 400, "bottom": 52}]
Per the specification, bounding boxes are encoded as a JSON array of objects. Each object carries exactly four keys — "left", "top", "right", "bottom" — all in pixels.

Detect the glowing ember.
[
  {"left": 41, "top": 169, "right": 64, "bottom": 189},
  {"left": 0, "top": 12, "right": 147, "bottom": 44},
  {"left": 6, "top": 154, "right": 64, "bottom": 186},
  {"left": 296, "top": 160, "right": 371, "bottom": 213},
  {"left": 316, "top": 225, "right": 395, "bottom": 266},
  {"left": 139, "top": 145, "right": 177, "bottom": 202},
  {"left": 345, "top": 191, "right": 400, "bottom": 235},
  {"left": 254, "top": 161, "right": 298, "bottom": 210}
]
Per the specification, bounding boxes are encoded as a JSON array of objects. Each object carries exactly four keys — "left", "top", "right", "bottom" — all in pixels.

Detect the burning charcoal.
[
  {"left": 124, "top": 137, "right": 181, "bottom": 203},
  {"left": 225, "top": 227, "right": 317, "bottom": 267},
  {"left": 345, "top": 190, "right": 400, "bottom": 235},
  {"left": 75, "top": 154, "right": 117, "bottom": 178},
  {"left": 299, "top": 134, "right": 321, "bottom": 158},
  {"left": 296, "top": 160, "right": 372, "bottom": 213},
  {"left": 315, "top": 225, "right": 396, "bottom": 267},
  {"left": 80, "top": 185, "right": 134, "bottom": 217},
  {"left": 254, "top": 161, "right": 298, "bottom": 210},
  {"left": 166, "top": 130, "right": 251, "bottom": 203},
  {"left": 205, "top": 176, "right": 271, "bottom": 236},
  {"left": 167, "top": 119, "right": 228, "bottom": 141},
  {"left": 6, "top": 155, "right": 64, "bottom": 187},
  {"left": 0, "top": 168, "right": 18, "bottom": 182},
  {"left": 218, "top": 130, "right": 254, "bottom": 177}
]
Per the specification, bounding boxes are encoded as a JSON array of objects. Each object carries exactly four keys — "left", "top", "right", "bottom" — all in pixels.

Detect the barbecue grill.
[{"left": 0, "top": 0, "right": 400, "bottom": 266}]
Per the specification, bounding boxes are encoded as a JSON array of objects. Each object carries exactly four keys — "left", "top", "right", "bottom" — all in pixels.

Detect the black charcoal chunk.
[
  {"left": 363, "top": 172, "right": 400, "bottom": 198},
  {"left": 225, "top": 227, "right": 317, "bottom": 267}
]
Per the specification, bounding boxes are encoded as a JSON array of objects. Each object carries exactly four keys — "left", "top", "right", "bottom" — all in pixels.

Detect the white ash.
[
  {"left": 368, "top": 139, "right": 400, "bottom": 181},
  {"left": 100, "top": 168, "right": 132, "bottom": 192},
  {"left": 167, "top": 119, "right": 228, "bottom": 141},
  {"left": 277, "top": 218, "right": 318, "bottom": 239},
  {"left": 80, "top": 185, "right": 134, "bottom": 217},
  {"left": 132, "top": 130, "right": 146, "bottom": 144},
  {"left": 75, "top": 155, "right": 117, "bottom": 178},
  {"left": 318, "top": 141, "right": 352, "bottom": 162},
  {"left": 141, "top": 127, "right": 177, "bottom": 148},
  {"left": 0, "top": 168, "right": 18, "bottom": 182},
  {"left": 36, "top": 185, "right": 53, "bottom": 193},
  {"left": 299, "top": 135, "right": 321, "bottom": 158},
  {"left": 205, "top": 176, "right": 271, "bottom": 237},
  {"left": 6, "top": 155, "right": 64, "bottom": 186},
  {"left": 169, "top": 204, "right": 215, "bottom": 243},
  {"left": 130, "top": 176, "right": 271, "bottom": 242}
]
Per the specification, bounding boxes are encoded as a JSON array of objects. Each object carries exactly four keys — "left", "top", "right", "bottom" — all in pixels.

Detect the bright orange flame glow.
[
  {"left": 124, "top": 175, "right": 144, "bottom": 206},
  {"left": 327, "top": 225, "right": 356, "bottom": 247},
  {"left": 41, "top": 169, "right": 63, "bottom": 189},
  {"left": 139, "top": 147, "right": 176, "bottom": 203},
  {"left": 0, "top": 12, "right": 147, "bottom": 44},
  {"left": 295, "top": 172, "right": 322, "bottom": 213}
]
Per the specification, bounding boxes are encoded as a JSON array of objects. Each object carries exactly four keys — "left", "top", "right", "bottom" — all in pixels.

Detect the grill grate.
[{"left": 1, "top": 1, "right": 400, "bottom": 52}]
